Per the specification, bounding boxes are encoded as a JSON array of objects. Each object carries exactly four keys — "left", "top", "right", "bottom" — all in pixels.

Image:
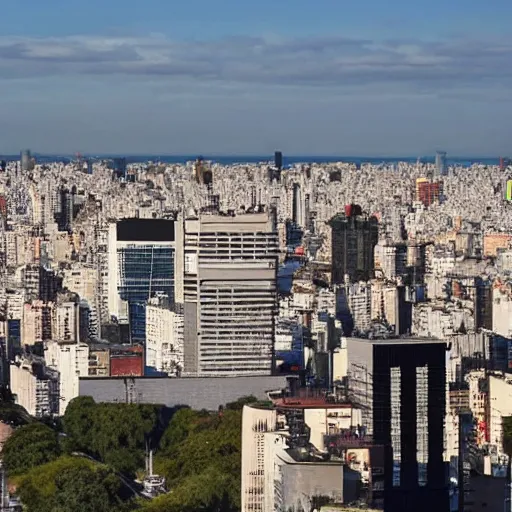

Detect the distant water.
[{"left": 1, "top": 154, "right": 501, "bottom": 167}]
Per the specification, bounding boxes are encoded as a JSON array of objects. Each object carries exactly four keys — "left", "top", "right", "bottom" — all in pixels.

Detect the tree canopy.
[
  {"left": 16, "top": 456, "right": 133, "bottom": 512},
  {"left": 63, "top": 397, "right": 164, "bottom": 476},
  {"left": 145, "top": 398, "right": 254, "bottom": 512},
  {"left": 3, "top": 422, "right": 60, "bottom": 475},
  {"left": 5, "top": 395, "right": 257, "bottom": 512}
]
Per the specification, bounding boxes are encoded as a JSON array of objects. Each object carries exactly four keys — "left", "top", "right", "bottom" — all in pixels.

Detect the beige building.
[
  {"left": 63, "top": 264, "right": 97, "bottom": 305},
  {"left": 22, "top": 301, "right": 53, "bottom": 344},
  {"left": 488, "top": 374, "right": 512, "bottom": 452},
  {"left": 483, "top": 233, "right": 512, "bottom": 258}
]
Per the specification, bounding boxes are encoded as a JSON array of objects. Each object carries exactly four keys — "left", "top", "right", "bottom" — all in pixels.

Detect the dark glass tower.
[
  {"left": 329, "top": 206, "right": 379, "bottom": 284},
  {"left": 347, "top": 338, "right": 449, "bottom": 512},
  {"left": 274, "top": 151, "right": 283, "bottom": 170},
  {"left": 116, "top": 219, "right": 175, "bottom": 343}
]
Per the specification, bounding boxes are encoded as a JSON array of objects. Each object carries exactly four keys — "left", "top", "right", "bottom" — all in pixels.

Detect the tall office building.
[
  {"left": 181, "top": 210, "right": 278, "bottom": 376},
  {"left": 435, "top": 151, "right": 447, "bottom": 177},
  {"left": 347, "top": 338, "right": 448, "bottom": 512},
  {"left": 274, "top": 151, "right": 283, "bottom": 170},
  {"left": 329, "top": 205, "right": 379, "bottom": 284},
  {"left": 112, "top": 158, "right": 127, "bottom": 179},
  {"left": 20, "top": 149, "right": 33, "bottom": 172},
  {"left": 108, "top": 218, "right": 178, "bottom": 343}
]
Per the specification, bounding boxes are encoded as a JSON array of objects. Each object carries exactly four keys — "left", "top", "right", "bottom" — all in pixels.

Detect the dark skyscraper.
[
  {"left": 329, "top": 205, "right": 379, "bottom": 284},
  {"left": 112, "top": 158, "right": 127, "bottom": 179},
  {"left": 347, "top": 338, "right": 449, "bottom": 512},
  {"left": 274, "top": 151, "right": 283, "bottom": 170}
]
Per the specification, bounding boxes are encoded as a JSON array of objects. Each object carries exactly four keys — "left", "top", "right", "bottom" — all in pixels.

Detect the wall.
[
  {"left": 281, "top": 463, "right": 344, "bottom": 512},
  {"left": 79, "top": 375, "right": 289, "bottom": 410},
  {"left": 305, "top": 407, "right": 355, "bottom": 452}
]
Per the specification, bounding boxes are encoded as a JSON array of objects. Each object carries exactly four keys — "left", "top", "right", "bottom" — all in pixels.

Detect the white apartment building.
[
  {"left": 146, "top": 295, "right": 184, "bottom": 376},
  {"left": 182, "top": 211, "right": 278, "bottom": 376},
  {"left": 45, "top": 340, "right": 89, "bottom": 415},
  {"left": 241, "top": 401, "right": 363, "bottom": 512},
  {"left": 10, "top": 356, "right": 59, "bottom": 417},
  {"left": 488, "top": 374, "right": 512, "bottom": 453},
  {"left": 53, "top": 300, "right": 80, "bottom": 342},
  {"left": 492, "top": 281, "right": 512, "bottom": 338}
]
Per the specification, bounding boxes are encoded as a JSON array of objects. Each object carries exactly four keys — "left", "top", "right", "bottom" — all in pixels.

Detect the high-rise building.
[
  {"left": 108, "top": 218, "right": 177, "bottom": 343},
  {"left": 112, "top": 158, "right": 127, "bottom": 179},
  {"left": 182, "top": 210, "right": 278, "bottom": 376},
  {"left": 416, "top": 178, "right": 443, "bottom": 207},
  {"left": 274, "top": 151, "right": 283, "bottom": 170},
  {"left": 329, "top": 205, "right": 379, "bottom": 284},
  {"left": 435, "top": 151, "right": 447, "bottom": 177},
  {"left": 347, "top": 338, "right": 448, "bottom": 512},
  {"left": 146, "top": 294, "right": 184, "bottom": 376},
  {"left": 20, "top": 149, "right": 33, "bottom": 172}
]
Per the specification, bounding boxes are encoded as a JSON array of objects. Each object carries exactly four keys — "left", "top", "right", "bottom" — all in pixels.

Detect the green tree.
[
  {"left": 503, "top": 416, "right": 512, "bottom": 456},
  {"left": 63, "top": 397, "right": 163, "bottom": 477},
  {"left": 158, "top": 408, "right": 210, "bottom": 455},
  {"left": 3, "top": 422, "right": 60, "bottom": 475},
  {"left": 62, "top": 396, "right": 97, "bottom": 452},
  {"left": 16, "top": 456, "right": 135, "bottom": 512},
  {"left": 152, "top": 404, "right": 245, "bottom": 512},
  {"left": 53, "top": 464, "right": 125, "bottom": 512}
]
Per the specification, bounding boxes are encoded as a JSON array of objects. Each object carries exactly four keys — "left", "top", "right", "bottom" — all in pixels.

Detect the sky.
[{"left": 1, "top": 0, "right": 512, "bottom": 156}]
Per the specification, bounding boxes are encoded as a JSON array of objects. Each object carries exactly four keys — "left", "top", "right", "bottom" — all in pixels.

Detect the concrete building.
[
  {"left": 329, "top": 206, "right": 379, "bottom": 285},
  {"left": 10, "top": 355, "right": 59, "bottom": 417},
  {"left": 241, "top": 400, "right": 374, "bottom": 512},
  {"left": 488, "top": 374, "right": 512, "bottom": 451},
  {"left": 146, "top": 294, "right": 184, "bottom": 376},
  {"left": 22, "top": 301, "right": 53, "bottom": 344},
  {"left": 45, "top": 340, "right": 89, "bottom": 415},
  {"left": 492, "top": 280, "right": 512, "bottom": 338},
  {"left": 182, "top": 210, "right": 278, "bottom": 376},
  {"left": 52, "top": 295, "right": 81, "bottom": 343}
]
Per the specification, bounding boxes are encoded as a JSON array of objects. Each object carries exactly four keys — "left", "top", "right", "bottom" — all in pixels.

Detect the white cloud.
[{"left": 0, "top": 33, "right": 510, "bottom": 93}]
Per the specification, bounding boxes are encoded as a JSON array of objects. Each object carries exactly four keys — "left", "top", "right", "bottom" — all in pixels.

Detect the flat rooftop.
[
  {"left": 347, "top": 337, "right": 447, "bottom": 346},
  {"left": 273, "top": 397, "right": 353, "bottom": 410}
]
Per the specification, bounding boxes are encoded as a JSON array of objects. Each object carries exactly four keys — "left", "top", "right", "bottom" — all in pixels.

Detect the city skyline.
[{"left": 2, "top": 0, "right": 512, "bottom": 155}]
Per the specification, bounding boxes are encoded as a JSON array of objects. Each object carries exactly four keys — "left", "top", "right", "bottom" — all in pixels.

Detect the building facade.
[
  {"left": 346, "top": 338, "right": 448, "bottom": 512},
  {"left": 329, "top": 206, "right": 379, "bottom": 285},
  {"left": 108, "top": 219, "right": 177, "bottom": 343},
  {"left": 182, "top": 211, "right": 278, "bottom": 376}
]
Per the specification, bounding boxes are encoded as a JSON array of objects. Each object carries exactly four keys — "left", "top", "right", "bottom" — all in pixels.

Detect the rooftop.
[{"left": 347, "top": 336, "right": 448, "bottom": 346}]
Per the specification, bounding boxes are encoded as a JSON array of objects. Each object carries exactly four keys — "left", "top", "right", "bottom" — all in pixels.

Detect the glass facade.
[{"left": 118, "top": 245, "right": 175, "bottom": 342}]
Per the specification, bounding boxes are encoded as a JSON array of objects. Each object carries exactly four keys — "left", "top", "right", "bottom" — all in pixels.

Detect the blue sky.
[{"left": 1, "top": 0, "right": 512, "bottom": 155}]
